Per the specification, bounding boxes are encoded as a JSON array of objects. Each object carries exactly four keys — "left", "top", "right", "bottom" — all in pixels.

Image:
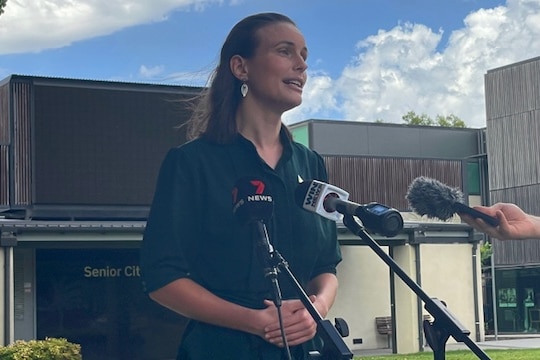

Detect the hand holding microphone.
[
  {"left": 405, "top": 176, "right": 500, "bottom": 227},
  {"left": 460, "top": 203, "right": 540, "bottom": 240}
]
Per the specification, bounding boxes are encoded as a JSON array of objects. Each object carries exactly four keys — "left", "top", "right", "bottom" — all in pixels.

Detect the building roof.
[{"left": 0, "top": 218, "right": 477, "bottom": 247}]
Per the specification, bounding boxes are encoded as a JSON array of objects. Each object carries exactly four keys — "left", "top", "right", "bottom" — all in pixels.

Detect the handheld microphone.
[
  {"left": 295, "top": 180, "right": 404, "bottom": 237},
  {"left": 405, "top": 176, "right": 499, "bottom": 227}
]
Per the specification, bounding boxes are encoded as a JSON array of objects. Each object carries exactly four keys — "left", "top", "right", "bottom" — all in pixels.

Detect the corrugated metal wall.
[
  {"left": 485, "top": 56, "right": 540, "bottom": 265},
  {"left": 12, "top": 80, "right": 33, "bottom": 207},
  {"left": 1, "top": 75, "right": 202, "bottom": 219},
  {"left": 324, "top": 155, "right": 463, "bottom": 211},
  {"left": 0, "top": 79, "right": 33, "bottom": 209},
  {"left": 0, "top": 82, "right": 9, "bottom": 208}
]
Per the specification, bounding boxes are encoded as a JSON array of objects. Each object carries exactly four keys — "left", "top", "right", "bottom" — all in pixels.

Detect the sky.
[{"left": 1, "top": 0, "right": 540, "bottom": 128}]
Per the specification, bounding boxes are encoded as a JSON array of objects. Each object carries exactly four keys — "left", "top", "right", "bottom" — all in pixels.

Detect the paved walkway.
[{"left": 353, "top": 335, "right": 540, "bottom": 357}]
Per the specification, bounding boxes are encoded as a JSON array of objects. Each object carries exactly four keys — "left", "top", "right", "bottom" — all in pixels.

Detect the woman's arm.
[
  {"left": 149, "top": 277, "right": 278, "bottom": 338},
  {"left": 306, "top": 272, "right": 339, "bottom": 318}
]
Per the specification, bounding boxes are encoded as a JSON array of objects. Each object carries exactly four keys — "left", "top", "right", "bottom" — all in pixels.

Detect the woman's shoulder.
[
  {"left": 168, "top": 137, "right": 217, "bottom": 156},
  {"left": 290, "top": 139, "right": 324, "bottom": 161},
  {"left": 158, "top": 138, "right": 210, "bottom": 168}
]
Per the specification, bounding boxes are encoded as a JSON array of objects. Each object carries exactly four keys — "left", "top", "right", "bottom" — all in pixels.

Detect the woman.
[{"left": 140, "top": 12, "right": 342, "bottom": 359}]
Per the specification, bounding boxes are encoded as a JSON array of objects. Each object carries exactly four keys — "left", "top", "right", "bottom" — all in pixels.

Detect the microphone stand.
[
  {"left": 342, "top": 215, "right": 491, "bottom": 360},
  {"left": 253, "top": 221, "right": 292, "bottom": 360},
  {"left": 270, "top": 250, "right": 354, "bottom": 360},
  {"left": 254, "top": 220, "right": 352, "bottom": 359}
]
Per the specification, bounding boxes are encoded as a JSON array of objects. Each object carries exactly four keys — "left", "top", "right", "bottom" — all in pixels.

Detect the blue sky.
[{"left": 1, "top": 0, "right": 540, "bottom": 128}]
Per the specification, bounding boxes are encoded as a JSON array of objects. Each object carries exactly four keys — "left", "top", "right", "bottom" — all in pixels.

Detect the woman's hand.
[{"left": 261, "top": 297, "right": 318, "bottom": 347}]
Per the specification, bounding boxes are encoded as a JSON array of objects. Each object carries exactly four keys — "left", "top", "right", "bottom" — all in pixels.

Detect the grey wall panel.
[
  {"left": 309, "top": 121, "right": 371, "bottom": 155},
  {"left": 306, "top": 120, "right": 482, "bottom": 159}
]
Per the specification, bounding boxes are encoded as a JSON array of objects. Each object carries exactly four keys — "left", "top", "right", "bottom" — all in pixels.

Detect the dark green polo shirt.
[{"left": 141, "top": 127, "right": 342, "bottom": 359}]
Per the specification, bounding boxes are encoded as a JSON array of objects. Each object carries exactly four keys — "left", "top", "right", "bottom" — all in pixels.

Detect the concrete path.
[{"left": 353, "top": 335, "right": 540, "bottom": 357}]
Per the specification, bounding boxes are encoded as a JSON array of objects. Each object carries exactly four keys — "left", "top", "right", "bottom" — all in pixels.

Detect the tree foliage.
[
  {"left": 402, "top": 111, "right": 434, "bottom": 126},
  {"left": 480, "top": 241, "right": 492, "bottom": 266},
  {"left": 0, "top": 0, "right": 6, "bottom": 16},
  {"left": 435, "top": 114, "right": 467, "bottom": 128},
  {"left": 402, "top": 111, "right": 467, "bottom": 128}
]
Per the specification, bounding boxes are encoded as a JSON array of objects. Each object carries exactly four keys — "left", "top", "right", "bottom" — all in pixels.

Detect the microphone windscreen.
[
  {"left": 232, "top": 177, "right": 273, "bottom": 224},
  {"left": 405, "top": 176, "right": 463, "bottom": 220}
]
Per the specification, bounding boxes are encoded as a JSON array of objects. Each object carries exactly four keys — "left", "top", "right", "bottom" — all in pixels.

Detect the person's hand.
[
  {"left": 460, "top": 203, "right": 540, "bottom": 240},
  {"left": 261, "top": 297, "right": 318, "bottom": 347}
]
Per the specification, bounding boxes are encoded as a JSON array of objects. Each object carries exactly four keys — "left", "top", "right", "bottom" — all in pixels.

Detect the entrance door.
[
  {"left": 36, "top": 248, "right": 187, "bottom": 360},
  {"left": 14, "top": 248, "right": 36, "bottom": 341}
]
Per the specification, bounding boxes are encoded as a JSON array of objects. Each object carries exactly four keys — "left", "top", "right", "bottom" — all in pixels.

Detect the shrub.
[{"left": 0, "top": 337, "right": 81, "bottom": 360}]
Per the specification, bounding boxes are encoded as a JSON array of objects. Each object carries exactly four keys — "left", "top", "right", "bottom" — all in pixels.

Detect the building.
[
  {"left": 0, "top": 75, "right": 199, "bottom": 359},
  {"left": 1, "top": 74, "right": 489, "bottom": 358},
  {"left": 484, "top": 56, "right": 540, "bottom": 335},
  {"left": 290, "top": 120, "right": 488, "bottom": 353}
]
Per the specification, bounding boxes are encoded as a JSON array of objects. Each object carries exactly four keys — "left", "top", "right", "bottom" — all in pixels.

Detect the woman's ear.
[{"left": 230, "top": 55, "right": 248, "bottom": 80}]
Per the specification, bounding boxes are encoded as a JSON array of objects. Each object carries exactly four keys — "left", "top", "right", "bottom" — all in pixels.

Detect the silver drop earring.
[{"left": 241, "top": 82, "right": 248, "bottom": 97}]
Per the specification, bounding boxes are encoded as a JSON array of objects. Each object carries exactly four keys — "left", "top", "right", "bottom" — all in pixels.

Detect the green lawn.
[{"left": 355, "top": 348, "right": 540, "bottom": 359}]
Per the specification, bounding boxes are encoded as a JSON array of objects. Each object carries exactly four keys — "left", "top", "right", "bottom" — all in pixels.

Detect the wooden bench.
[
  {"left": 375, "top": 315, "right": 432, "bottom": 348},
  {"left": 375, "top": 316, "right": 392, "bottom": 347},
  {"left": 375, "top": 316, "right": 392, "bottom": 335}
]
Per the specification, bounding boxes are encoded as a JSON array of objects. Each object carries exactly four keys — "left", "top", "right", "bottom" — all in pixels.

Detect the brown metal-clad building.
[
  {"left": 1, "top": 74, "right": 198, "bottom": 218},
  {"left": 0, "top": 75, "right": 200, "bottom": 359}
]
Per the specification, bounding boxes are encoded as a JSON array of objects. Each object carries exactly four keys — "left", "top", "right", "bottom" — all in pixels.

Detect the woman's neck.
[
  {"left": 236, "top": 112, "right": 283, "bottom": 168},
  {"left": 236, "top": 106, "right": 282, "bottom": 147}
]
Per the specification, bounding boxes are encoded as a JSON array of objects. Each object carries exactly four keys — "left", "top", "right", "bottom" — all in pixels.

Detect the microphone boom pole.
[{"left": 342, "top": 215, "right": 491, "bottom": 360}]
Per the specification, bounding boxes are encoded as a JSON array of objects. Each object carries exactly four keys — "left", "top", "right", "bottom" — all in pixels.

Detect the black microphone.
[
  {"left": 232, "top": 177, "right": 278, "bottom": 281},
  {"left": 295, "top": 180, "right": 404, "bottom": 237},
  {"left": 405, "top": 176, "right": 499, "bottom": 227},
  {"left": 232, "top": 177, "right": 273, "bottom": 224},
  {"left": 232, "top": 178, "right": 291, "bottom": 356}
]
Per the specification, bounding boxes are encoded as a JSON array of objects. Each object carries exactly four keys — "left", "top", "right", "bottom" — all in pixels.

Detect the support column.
[
  {"left": 392, "top": 243, "right": 421, "bottom": 354},
  {"left": 0, "top": 245, "right": 4, "bottom": 346},
  {"left": 1, "top": 231, "right": 17, "bottom": 346}
]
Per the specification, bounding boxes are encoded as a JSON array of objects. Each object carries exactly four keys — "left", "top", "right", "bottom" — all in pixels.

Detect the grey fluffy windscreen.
[{"left": 405, "top": 176, "right": 464, "bottom": 221}]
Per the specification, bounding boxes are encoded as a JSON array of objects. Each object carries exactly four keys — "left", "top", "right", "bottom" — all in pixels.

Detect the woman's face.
[{"left": 244, "top": 22, "right": 308, "bottom": 114}]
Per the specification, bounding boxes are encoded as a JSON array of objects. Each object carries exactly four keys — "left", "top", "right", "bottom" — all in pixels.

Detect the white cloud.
[
  {"left": 3, "top": 0, "right": 540, "bottom": 129},
  {"left": 168, "top": 72, "right": 211, "bottom": 86},
  {"left": 297, "top": 0, "right": 540, "bottom": 128},
  {"left": 283, "top": 71, "right": 339, "bottom": 124},
  {"left": 136, "top": 63, "right": 211, "bottom": 86},
  {"left": 139, "top": 65, "right": 165, "bottom": 78},
  {"left": 0, "top": 0, "right": 220, "bottom": 55}
]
